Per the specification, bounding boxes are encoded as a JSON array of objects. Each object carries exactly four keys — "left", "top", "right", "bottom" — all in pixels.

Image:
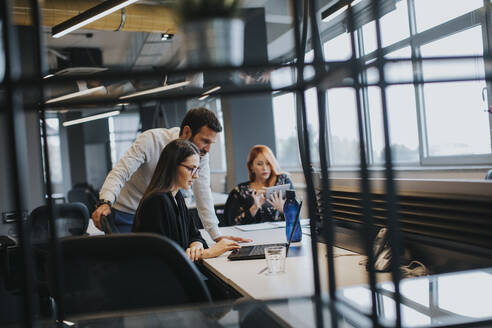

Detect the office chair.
[
  {"left": 67, "top": 184, "right": 98, "bottom": 214},
  {"left": 29, "top": 202, "right": 89, "bottom": 245},
  {"left": 221, "top": 193, "right": 235, "bottom": 227},
  {"left": 47, "top": 233, "right": 212, "bottom": 316},
  {"left": 100, "top": 214, "right": 119, "bottom": 234}
]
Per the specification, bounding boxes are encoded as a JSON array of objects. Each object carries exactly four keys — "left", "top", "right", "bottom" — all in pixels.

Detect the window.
[
  {"left": 45, "top": 118, "right": 63, "bottom": 191},
  {"left": 327, "top": 88, "right": 360, "bottom": 166},
  {"left": 108, "top": 113, "right": 140, "bottom": 167},
  {"left": 323, "top": 32, "right": 352, "bottom": 61},
  {"left": 315, "top": 0, "right": 491, "bottom": 169},
  {"left": 368, "top": 85, "right": 420, "bottom": 164},
  {"left": 414, "top": 0, "right": 483, "bottom": 32},
  {"left": 379, "top": 0, "right": 410, "bottom": 47},
  {"left": 273, "top": 92, "right": 301, "bottom": 169},
  {"left": 420, "top": 26, "right": 490, "bottom": 157},
  {"left": 207, "top": 99, "right": 227, "bottom": 172}
]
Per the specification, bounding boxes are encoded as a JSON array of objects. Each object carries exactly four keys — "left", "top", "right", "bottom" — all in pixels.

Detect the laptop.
[{"left": 228, "top": 201, "right": 303, "bottom": 261}]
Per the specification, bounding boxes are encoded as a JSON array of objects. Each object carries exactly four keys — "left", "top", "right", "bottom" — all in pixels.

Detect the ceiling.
[{"left": 37, "top": 0, "right": 298, "bottom": 71}]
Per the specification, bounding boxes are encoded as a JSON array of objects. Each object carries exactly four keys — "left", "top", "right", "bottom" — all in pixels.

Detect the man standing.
[{"left": 92, "top": 107, "right": 249, "bottom": 243}]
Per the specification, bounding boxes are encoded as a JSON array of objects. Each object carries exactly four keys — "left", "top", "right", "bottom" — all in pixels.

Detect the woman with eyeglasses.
[{"left": 133, "top": 139, "right": 241, "bottom": 261}]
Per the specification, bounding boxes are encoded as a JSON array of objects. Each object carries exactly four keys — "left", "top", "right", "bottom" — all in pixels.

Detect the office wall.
[{"left": 222, "top": 7, "right": 276, "bottom": 190}]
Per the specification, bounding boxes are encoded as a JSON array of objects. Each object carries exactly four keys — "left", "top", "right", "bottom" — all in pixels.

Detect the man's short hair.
[{"left": 180, "top": 107, "right": 223, "bottom": 136}]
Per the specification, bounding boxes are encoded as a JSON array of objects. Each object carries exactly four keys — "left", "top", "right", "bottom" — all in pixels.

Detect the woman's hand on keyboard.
[{"left": 203, "top": 239, "right": 241, "bottom": 259}]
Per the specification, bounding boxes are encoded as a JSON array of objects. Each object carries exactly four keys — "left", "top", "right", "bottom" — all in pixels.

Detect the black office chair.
[
  {"left": 485, "top": 169, "right": 492, "bottom": 180},
  {"left": 29, "top": 202, "right": 89, "bottom": 245},
  {"left": 67, "top": 183, "right": 98, "bottom": 214},
  {"left": 221, "top": 192, "right": 235, "bottom": 227},
  {"left": 47, "top": 233, "right": 212, "bottom": 316},
  {"left": 100, "top": 214, "right": 120, "bottom": 234}
]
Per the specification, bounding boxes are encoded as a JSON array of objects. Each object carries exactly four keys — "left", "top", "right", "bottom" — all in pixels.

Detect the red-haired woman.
[{"left": 225, "top": 145, "right": 293, "bottom": 225}]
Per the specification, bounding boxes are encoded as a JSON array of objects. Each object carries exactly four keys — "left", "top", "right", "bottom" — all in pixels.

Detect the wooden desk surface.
[{"left": 201, "top": 226, "right": 391, "bottom": 300}]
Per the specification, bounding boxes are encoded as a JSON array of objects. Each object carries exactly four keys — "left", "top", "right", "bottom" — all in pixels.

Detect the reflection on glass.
[
  {"left": 368, "top": 85, "right": 419, "bottom": 164},
  {"left": 273, "top": 93, "right": 301, "bottom": 168},
  {"left": 305, "top": 87, "right": 320, "bottom": 164},
  {"left": 363, "top": 22, "right": 378, "bottom": 55},
  {"left": 381, "top": 293, "right": 432, "bottom": 326},
  {"left": 414, "top": 0, "right": 482, "bottom": 32},
  {"left": 385, "top": 47, "right": 413, "bottom": 83},
  {"left": 323, "top": 33, "right": 352, "bottom": 61},
  {"left": 340, "top": 268, "right": 492, "bottom": 327},
  {"left": 270, "top": 67, "right": 295, "bottom": 89},
  {"left": 327, "top": 88, "right": 360, "bottom": 166},
  {"left": 423, "top": 81, "right": 490, "bottom": 156},
  {"left": 380, "top": 0, "right": 410, "bottom": 47},
  {"left": 380, "top": 278, "right": 430, "bottom": 307},
  {"left": 438, "top": 271, "right": 492, "bottom": 318},
  {"left": 421, "top": 27, "right": 484, "bottom": 82}
]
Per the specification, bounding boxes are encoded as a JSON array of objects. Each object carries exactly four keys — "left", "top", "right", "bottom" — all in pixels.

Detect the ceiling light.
[
  {"left": 43, "top": 74, "right": 55, "bottom": 79},
  {"left": 62, "top": 110, "right": 121, "bottom": 127},
  {"left": 161, "top": 33, "right": 174, "bottom": 41},
  {"left": 45, "top": 86, "right": 106, "bottom": 104},
  {"left": 198, "top": 95, "right": 209, "bottom": 101},
  {"left": 52, "top": 0, "right": 139, "bottom": 38},
  {"left": 119, "top": 81, "right": 190, "bottom": 100},
  {"left": 202, "top": 86, "right": 221, "bottom": 95}
]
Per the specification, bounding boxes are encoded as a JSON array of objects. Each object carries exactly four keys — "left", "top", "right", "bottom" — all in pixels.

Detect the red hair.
[{"left": 247, "top": 145, "right": 281, "bottom": 186}]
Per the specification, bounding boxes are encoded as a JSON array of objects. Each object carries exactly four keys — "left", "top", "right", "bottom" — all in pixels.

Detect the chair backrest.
[
  {"left": 222, "top": 191, "right": 236, "bottom": 227},
  {"left": 49, "top": 233, "right": 212, "bottom": 316},
  {"left": 29, "top": 202, "right": 89, "bottom": 244},
  {"left": 67, "top": 184, "right": 98, "bottom": 214},
  {"left": 100, "top": 214, "right": 119, "bottom": 234}
]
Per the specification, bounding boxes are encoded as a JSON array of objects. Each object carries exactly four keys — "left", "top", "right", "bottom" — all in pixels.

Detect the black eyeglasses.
[{"left": 180, "top": 164, "right": 200, "bottom": 176}]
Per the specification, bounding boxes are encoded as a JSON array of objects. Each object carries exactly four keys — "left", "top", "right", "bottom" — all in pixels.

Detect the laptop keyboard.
[{"left": 249, "top": 243, "right": 286, "bottom": 256}]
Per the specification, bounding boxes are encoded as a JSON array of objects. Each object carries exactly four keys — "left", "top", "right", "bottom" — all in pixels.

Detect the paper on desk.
[
  {"left": 234, "top": 219, "right": 310, "bottom": 231},
  {"left": 234, "top": 222, "right": 276, "bottom": 231},
  {"left": 270, "top": 219, "right": 310, "bottom": 228}
]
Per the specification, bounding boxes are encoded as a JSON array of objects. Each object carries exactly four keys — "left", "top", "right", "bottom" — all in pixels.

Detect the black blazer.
[{"left": 133, "top": 191, "right": 206, "bottom": 250}]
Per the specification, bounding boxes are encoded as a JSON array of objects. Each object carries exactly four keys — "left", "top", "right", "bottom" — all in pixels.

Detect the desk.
[{"left": 201, "top": 226, "right": 391, "bottom": 300}]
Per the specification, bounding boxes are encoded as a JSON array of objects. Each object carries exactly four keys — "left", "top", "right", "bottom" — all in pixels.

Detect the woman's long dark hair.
[{"left": 134, "top": 139, "right": 199, "bottom": 229}]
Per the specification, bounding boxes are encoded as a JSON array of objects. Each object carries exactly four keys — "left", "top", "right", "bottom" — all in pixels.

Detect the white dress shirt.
[{"left": 99, "top": 127, "right": 221, "bottom": 240}]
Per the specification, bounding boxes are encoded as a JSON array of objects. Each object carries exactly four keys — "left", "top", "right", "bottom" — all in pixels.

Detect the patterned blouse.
[{"left": 224, "top": 174, "right": 294, "bottom": 225}]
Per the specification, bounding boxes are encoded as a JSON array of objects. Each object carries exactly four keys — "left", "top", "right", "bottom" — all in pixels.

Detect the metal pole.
[
  {"left": 345, "top": 2, "right": 379, "bottom": 326},
  {"left": 371, "top": 0, "right": 403, "bottom": 326},
  {"left": 1, "top": 0, "right": 36, "bottom": 326},
  {"left": 28, "top": 0, "right": 65, "bottom": 324},
  {"left": 305, "top": 1, "right": 339, "bottom": 327},
  {"left": 291, "top": 1, "right": 324, "bottom": 327}
]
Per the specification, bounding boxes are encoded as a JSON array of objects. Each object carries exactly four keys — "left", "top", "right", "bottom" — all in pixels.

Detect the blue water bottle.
[{"left": 284, "top": 190, "right": 302, "bottom": 242}]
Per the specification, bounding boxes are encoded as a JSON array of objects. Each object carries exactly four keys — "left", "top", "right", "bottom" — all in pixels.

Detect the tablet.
[{"left": 265, "top": 184, "right": 291, "bottom": 199}]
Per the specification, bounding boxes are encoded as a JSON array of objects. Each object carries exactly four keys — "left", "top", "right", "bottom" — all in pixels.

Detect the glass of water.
[{"left": 264, "top": 246, "right": 286, "bottom": 275}]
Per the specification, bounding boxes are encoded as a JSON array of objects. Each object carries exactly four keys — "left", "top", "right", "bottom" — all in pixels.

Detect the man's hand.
[
  {"left": 91, "top": 204, "right": 111, "bottom": 231},
  {"left": 214, "top": 235, "right": 253, "bottom": 243}
]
